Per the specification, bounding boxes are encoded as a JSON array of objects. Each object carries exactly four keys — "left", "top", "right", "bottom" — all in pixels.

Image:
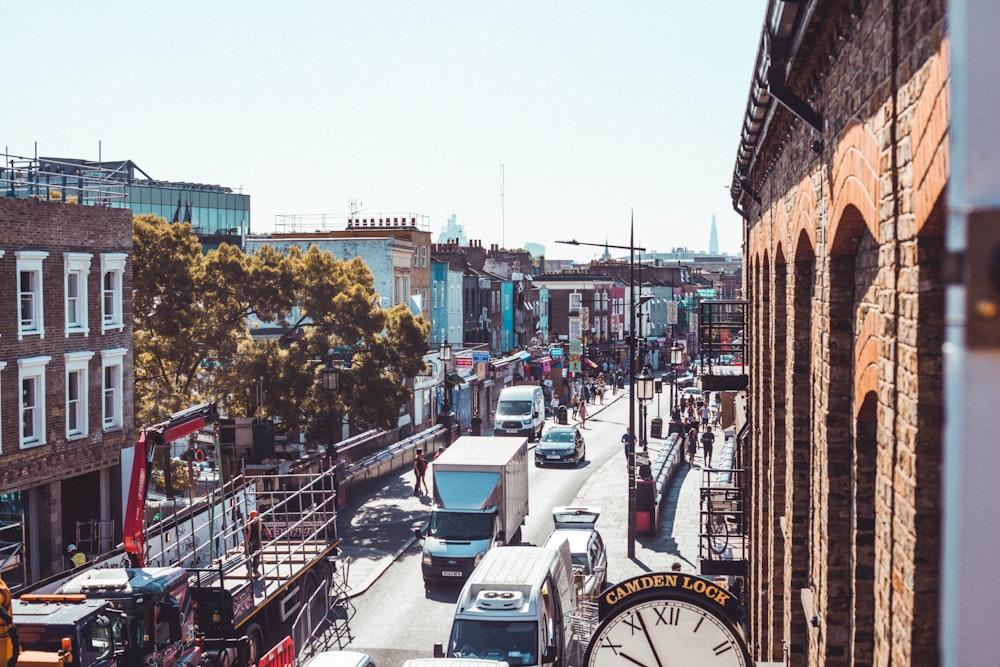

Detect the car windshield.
[
  {"left": 428, "top": 512, "right": 495, "bottom": 540},
  {"left": 543, "top": 430, "right": 574, "bottom": 443},
  {"left": 449, "top": 620, "right": 538, "bottom": 666},
  {"left": 497, "top": 400, "right": 532, "bottom": 416}
]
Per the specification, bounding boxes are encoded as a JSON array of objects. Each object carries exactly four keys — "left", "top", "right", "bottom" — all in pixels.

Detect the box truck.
[
  {"left": 417, "top": 437, "right": 530, "bottom": 585},
  {"left": 434, "top": 545, "right": 577, "bottom": 667}
]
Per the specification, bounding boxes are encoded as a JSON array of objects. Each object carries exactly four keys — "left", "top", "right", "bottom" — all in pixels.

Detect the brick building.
[
  {"left": 0, "top": 197, "right": 134, "bottom": 587},
  {"left": 729, "top": 1, "right": 948, "bottom": 665}
]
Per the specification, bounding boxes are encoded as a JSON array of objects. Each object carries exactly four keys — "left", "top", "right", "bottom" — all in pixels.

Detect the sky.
[{"left": 2, "top": 1, "right": 767, "bottom": 265}]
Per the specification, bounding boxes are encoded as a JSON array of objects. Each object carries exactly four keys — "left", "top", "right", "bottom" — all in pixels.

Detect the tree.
[{"left": 133, "top": 215, "right": 431, "bottom": 442}]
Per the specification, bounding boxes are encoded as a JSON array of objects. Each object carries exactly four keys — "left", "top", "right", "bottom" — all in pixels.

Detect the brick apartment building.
[
  {"left": 730, "top": 1, "right": 947, "bottom": 665},
  {"left": 0, "top": 197, "right": 134, "bottom": 586}
]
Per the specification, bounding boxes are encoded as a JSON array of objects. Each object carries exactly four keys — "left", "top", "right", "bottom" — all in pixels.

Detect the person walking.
[
  {"left": 570, "top": 394, "right": 579, "bottom": 420},
  {"left": 245, "top": 510, "right": 271, "bottom": 577},
  {"left": 701, "top": 405, "right": 711, "bottom": 429},
  {"left": 469, "top": 412, "right": 483, "bottom": 436},
  {"left": 621, "top": 428, "right": 635, "bottom": 459},
  {"left": 413, "top": 449, "right": 429, "bottom": 496},
  {"left": 577, "top": 398, "right": 588, "bottom": 429},
  {"left": 700, "top": 425, "right": 716, "bottom": 469},
  {"left": 686, "top": 427, "right": 699, "bottom": 467}
]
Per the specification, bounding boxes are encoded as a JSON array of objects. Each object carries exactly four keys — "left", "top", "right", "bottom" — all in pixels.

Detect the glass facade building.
[{"left": 1, "top": 154, "right": 250, "bottom": 251}]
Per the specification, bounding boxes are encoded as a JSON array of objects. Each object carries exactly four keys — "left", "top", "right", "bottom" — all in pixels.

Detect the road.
[{"left": 340, "top": 396, "right": 632, "bottom": 665}]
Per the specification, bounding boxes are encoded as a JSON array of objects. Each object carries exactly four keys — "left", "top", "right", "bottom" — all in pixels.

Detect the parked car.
[
  {"left": 534, "top": 425, "right": 586, "bottom": 467},
  {"left": 543, "top": 507, "right": 607, "bottom": 599},
  {"left": 301, "top": 650, "right": 377, "bottom": 667},
  {"left": 674, "top": 373, "right": 696, "bottom": 388},
  {"left": 680, "top": 387, "right": 705, "bottom": 404}
]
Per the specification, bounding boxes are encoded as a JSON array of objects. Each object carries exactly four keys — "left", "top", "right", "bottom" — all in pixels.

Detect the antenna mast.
[{"left": 500, "top": 160, "right": 505, "bottom": 248}]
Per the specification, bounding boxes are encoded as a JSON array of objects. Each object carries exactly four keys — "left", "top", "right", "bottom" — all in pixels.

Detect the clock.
[{"left": 584, "top": 573, "right": 751, "bottom": 667}]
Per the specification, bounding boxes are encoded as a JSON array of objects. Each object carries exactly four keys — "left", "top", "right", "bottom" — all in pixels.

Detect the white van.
[
  {"left": 494, "top": 385, "right": 545, "bottom": 441},
  {"left": 435, "top": 544, "right": 577, "bottom": 666}
]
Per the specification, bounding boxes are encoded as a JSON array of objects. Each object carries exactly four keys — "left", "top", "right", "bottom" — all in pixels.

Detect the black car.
[{"left": 534, "top": 425, "right": 586, "bottom": 467}]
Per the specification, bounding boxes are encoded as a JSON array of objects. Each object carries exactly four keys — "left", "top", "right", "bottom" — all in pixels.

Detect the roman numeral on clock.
[
  {"left": 653, "top": 606, "right": 679, "bottom": 625},
  {"left": 599, "top": 637, "right": 623, "bottom": 654},
  {"left": 713, "top": 641, "right": 733, "bottom": 656}
]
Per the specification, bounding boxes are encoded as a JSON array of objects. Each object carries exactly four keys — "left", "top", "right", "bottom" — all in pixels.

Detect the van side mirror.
[
  {"left": 494, "top": 530, "right": 506, "bottom": 544},
  {"left": 433, "top": 643, "right": 445, "bottom": 658},
  {"left": 412, "top": 526, "right": 424, "bottom": 540},
  {"left": 542, "top": 645, "right": 557, "bottom": 662}
]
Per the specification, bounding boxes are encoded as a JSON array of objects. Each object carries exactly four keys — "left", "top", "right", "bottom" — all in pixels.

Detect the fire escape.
[{"left": 696, "top": 300, "right": 749, "bottom": 579}]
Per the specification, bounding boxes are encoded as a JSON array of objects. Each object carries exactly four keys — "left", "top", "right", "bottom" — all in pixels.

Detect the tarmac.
[{"left": 335, "top": 386, "right": 735, "bottom": 597}]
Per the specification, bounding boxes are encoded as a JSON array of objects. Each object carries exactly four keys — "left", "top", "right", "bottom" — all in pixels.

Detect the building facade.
[
  {"left": 0, "top": 197, "right": 134, "bottom": 587},
  {"left": 730, "top": 1, "right": 947, "bottom": 664}
]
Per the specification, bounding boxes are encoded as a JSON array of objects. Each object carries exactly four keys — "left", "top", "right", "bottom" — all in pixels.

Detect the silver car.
[{"left": 543, "top": 507, "right": 607, "bottom": 599}]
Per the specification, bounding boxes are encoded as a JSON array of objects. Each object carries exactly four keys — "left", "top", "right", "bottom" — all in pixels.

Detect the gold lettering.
[{"left": 665, "top": 574, "right": 678, "bottom": 587}]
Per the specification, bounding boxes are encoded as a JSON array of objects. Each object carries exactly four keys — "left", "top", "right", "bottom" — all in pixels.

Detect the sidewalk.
[{"left": 336, "top": 388, "right": 732, "bottom": 596}]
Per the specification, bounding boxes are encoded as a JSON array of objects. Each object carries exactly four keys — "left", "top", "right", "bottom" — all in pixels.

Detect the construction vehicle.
[{"left": 11, "top": 403, "right": 342, "bottom": 666}]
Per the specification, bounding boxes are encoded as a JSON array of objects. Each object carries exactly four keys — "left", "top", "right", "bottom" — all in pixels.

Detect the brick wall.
[
  {"left": 734, "top": 1, "right": 948, "bottom": 664},
  {"left": 0, "top": 197, "right": 133, "bottom": 579}
]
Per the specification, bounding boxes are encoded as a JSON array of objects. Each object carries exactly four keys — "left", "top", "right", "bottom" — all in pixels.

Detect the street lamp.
[
  {"left": 322, "top": 360, "right": 340, "bottom": 460},
  {"left": 670, "top": 342, "right": 684, "bottom": 416},
  {"left": 438, "top": 339, "right": 455, "bottom": 438},
  {"left": 558, "top": 215, "right": 647, "bottom": 558},
  {"left": 636, "top": 366, "right": 654, "bottom": 453}
]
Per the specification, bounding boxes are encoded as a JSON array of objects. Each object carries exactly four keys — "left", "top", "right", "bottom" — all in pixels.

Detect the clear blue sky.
[{"left": 2, "top": 1, "right": 766, "bottom": 264}]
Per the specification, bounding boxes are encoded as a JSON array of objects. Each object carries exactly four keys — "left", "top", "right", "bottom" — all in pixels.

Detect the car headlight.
[{"left": 422, "top": 550, "right": 432, "bottom": 566}]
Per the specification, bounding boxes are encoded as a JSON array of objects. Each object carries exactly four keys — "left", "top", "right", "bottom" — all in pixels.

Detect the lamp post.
[
  {"left": 438, "top": 339, "right": 454, "bottom": 437},
  {"left": 557, "top": 216, "right": 647, "bottom": 558},
  {"left": 321, "top": 360, "right": 340, "bottom": 460},
  {"left": 670, "top": 342, "right": 684, "bottom": 416},
  {"left": 636, "top": 366, "right": 654, "bottom": 454}
]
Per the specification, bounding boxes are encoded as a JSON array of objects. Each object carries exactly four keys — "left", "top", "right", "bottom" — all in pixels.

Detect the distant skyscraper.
[
  {"left": 437, "top": 213, "right": 468, "bottom": 245},
  {"left": 709, "top": 214, "right": 719, "bottom": 254}
]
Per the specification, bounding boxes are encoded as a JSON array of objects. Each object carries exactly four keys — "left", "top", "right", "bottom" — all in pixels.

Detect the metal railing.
[{"left": 2, "top": 153, "right": 128, "bottom": 205}]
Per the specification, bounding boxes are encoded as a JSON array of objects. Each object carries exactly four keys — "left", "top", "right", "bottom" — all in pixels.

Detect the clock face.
[{"left": 585, "top": 597, "right": 750, "bottom": 667}]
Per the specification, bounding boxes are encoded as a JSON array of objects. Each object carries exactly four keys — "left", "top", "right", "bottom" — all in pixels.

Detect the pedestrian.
[
  {"left": 245, "top": 509, "right": 271, "bottom": 577},
  {"left": 470, "top": 412, "right": 483, "bottom": 436},
  {"left": 577, "top": 399, "right": 588, "bottom": 429},
  {"left": 550, "top": 394, "right": 560, "bottom": 419},
  {"left": 700, "top": 425, "right": 716, "bottom": 468},
  {"left": 67, "top": 543, "right": 86, "bottom": 569},
  {"left": 413, "top": 449, "right": 429, "bottom": 495},
  {"left": 597, "top": 375, "right": 606, "bottom": 404},
  {"left": 701, "top": 405, "right": 711, "bottom": 429},
  {"left": 686, "top": 427, "right": 699, "bottom": 466},
  {"left": 621, "top": 427, "right": 635, "bottom": 459},
  {"left": 671, "top": 561, "right": 682, "bottom": 572},
  {"left": 570, "top": 394, "right": 579, "bottom": 420},
  {"left": 433, "top": 446, "right": 446, "bottom": 461}
]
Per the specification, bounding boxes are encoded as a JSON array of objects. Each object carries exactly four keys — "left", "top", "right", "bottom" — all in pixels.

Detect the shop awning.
[
  {"left": 583, "top": 357, "right": 599, "bottom": 369},
  {"left": 446, "top": 372, "right": 467, "bottom": 384},
  {"left": 516, "top": 351, "right": 532, "bottom": 361},
  {"left": 536, "top": 357, "right": 553, "bottom": 365}
]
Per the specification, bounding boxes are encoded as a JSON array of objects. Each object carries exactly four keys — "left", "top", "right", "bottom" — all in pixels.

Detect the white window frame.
[
  {"left": 569, "top": 292, "right": 582, "bottom": 311},
  {"left": 65, "top": 252, "right": 93, "bottom": 337},
  {"left": 17, "top": 251, "right": 49, "bottom": 340},
  {"left": 101, "top": 348, "right": 127, "bottom": 431},
  {"left": 18, "top": 355, "right": 51, "bottom": 448},
  {"left": 100, "top": 253, "right": 127, "bottom": 333},
  {"left": 65, "top": 351, "right": 94, "bottom": 440}
]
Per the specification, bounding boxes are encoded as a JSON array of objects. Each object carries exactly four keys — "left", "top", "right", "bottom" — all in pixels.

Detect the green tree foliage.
[{"left": 133, "top": 215, "right": 431, "bottom": 440}]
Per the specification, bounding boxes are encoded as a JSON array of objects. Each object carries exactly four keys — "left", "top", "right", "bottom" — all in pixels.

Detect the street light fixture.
[
  {"left": 557, "top": 216, "right": 647, "bottom": 558},
  {"left": 636, "top": 366, "right": 654, "bottom": 453},
  {"left": 670, "top": 342, "right": 684, "bottom": 415},
  {"left": 322, "top": 360, "right": 340, "bottom": 460},
  {"left": 439, "top": 339, "right": 454, "bottom": 426}
]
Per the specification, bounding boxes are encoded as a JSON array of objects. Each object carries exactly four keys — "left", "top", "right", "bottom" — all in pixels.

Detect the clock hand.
[
  {"left": 619, "top": 652, "right": 653, "bottom": 667},
  {"left": 637, "top": 610, "right": 665, "bottom": 667}
]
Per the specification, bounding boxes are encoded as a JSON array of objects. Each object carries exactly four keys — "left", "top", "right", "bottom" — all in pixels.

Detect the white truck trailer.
[{"left": 418, "top": 437, "right": 529, "bottom": 585}]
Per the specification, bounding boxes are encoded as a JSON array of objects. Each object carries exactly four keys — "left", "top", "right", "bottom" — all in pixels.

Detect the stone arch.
[
  {"left": 854, "top": 310, "right": 881, "bottom": 400},
  {"left": 830, "top": 120, "right": 880, "bottom": 250},
  {"left": 770, "top": 244, "right": 789, "bottom": 662},
  {"left": 791, "top": 176, "right": 819, "bottom": 255}
]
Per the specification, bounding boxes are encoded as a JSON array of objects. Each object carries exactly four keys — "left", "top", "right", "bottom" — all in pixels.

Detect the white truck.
[
  {"left": 434, "top": 545, "right": 577, "bottom": 667},
  {"left": 417, "top": 437, "right": 530, "bottom": 586}
]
